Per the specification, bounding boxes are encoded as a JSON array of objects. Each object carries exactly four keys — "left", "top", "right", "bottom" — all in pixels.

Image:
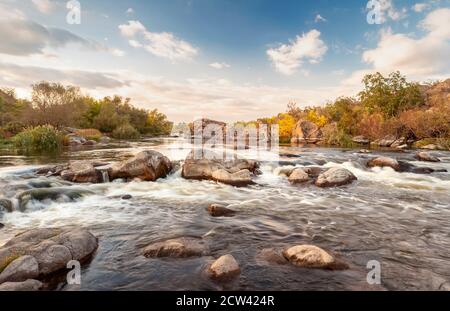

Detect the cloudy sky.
[{"left": 0, "top": 0, "right": 449, "bottom": 122}]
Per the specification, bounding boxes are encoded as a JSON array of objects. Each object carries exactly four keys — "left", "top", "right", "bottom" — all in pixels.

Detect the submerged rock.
[
  {"left": 17, "top": 188, "right": 95, "bottom": 211},
  {"left": 288, "top": 168, "right": 310, "bottom": 184},
  {"left": 0, "top": 228, "right": 98, "bottom": 285},
  {"left": 256, "top": 248, "right": 288, "bottom": 265},
  {"left": 0, "top": 199, "right": 13, "bottom": 213},
  {"left": 207, "top": 204, "right": 236, "bottom": 217},
  {"left": 0, "top": 279, "right": 43, "bottom": 291},
  {"left": 367, "top": 156, "right": 401, "bottom": 171},
  {"left": 0, "top": 223, "right": 4, "bottom": 230},
  {"left": 283, "top": 245, "right": 345, "bottom": 270},
  {"left": 316, "top": 167, "right": 357, "bottom": 187},
  {"left": 142, "top": 237, "right": 207, "bottom": 258},
  {"left": 208, "top": 254, "right": 240, "bottom": 281},
  {"left": 109, "top": 150, "right": 172, "bottom": 182},
  {"left": 415, "top": 152, "right": 440, "bottom": 162},
  {"left": 121, "top": 194, "right": 133, "bottom": 200}
]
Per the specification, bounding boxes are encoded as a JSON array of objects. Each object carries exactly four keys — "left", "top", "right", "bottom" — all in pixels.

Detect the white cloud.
[
  {"left": 348, "top": 8, "right": 450, "bottom": 85},
  {"left": 314, "top": 14, "right": 327, "bottom": 23},
  {"left": 209, "top": 62, "right": 230, "bottom": 69},
  {"left": 266, "top": 30, "right": 328, "bottom": 75},
  {"left": 31, "top": 0, "right": 56, "bottom": 14},
  {"left": 129, "top": 40, "right": 143, "bottom": 48},
  {"left": 111, "top": 48, "right": 125, "bottom": 57},
  {"left": 119, "top": 20, "right": 198, "bottom": 61},
  {"left": 412, "top": 3, "right": 428, "bottom": 12}
]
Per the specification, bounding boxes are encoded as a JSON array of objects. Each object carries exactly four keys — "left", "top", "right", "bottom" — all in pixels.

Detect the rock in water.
[
  {"left": 61, "top": 161, "right": 103, "bottom": 183},
  {"left": 0, "top": 256, "right": 39, "bottom": 284},
  {"left": 142, "top": 237, "right": 207, "bottom": 258},
  {"left": 367, "top": 156, "right": 401, "bottom": 171},
  {"left": 208, "top": 254, "right": 240, "bottom": 281},
  {"left": 415, "top": 152, "right": 440, "bottom": 162},
  {"left": 0, "top": 279, "right": 43, "bottom": 291},
  {"left": 121, "top": 194, "right": 133, "bottom": 200},
  {"left": 288, "top": 168, "right": 310, "bottom": 184},
  {"left": 283, "top": 245, "right": 335, "bottom": 269},
  {"left": 109, "top": 150, "right": 172, "bottom": 182},
  {"left": 0, "top": 199, "right": 13, "bottom": 213},
  {"left": 207, "top": 204, "right": 236, "bottom": 217},
  {"left": 182, "top": 156, "right": 259, "bottom": 186},
  {"left": 0, "top": 228, "right": 98, "bottom": 281},
  {"left": 17, "top": 188, "right": 94, "bottom": 211},
  {"left": 256, "top": 248, "right": 288, "bottom": 265},
  {"left": 211, "top": 169, "right": 254, "bottom": 187},
  {"left": 316, "top": 167, "right": 357, "bottom": 187},
  {"left": 0, "top": 223, "right": 4, "bottom": 230}
]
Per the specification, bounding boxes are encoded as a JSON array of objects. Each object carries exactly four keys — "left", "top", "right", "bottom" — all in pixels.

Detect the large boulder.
[
  {"left": 291, "top": 120, "right": 323, "bottom": 144},
  {"left": 208, "top": 254, "right": 240, "bottom": 281},
  {"left": 109, "top": 150, "right": 172, "bottom": 182},
  {"left": 60, "top": 161, "right": 104, "bottom": 183},
  {"left": 0, "top": 256, "right": 39, "bottom": 283},
  {"left": 0, "top": 228, "right": 98, "bottom": 281},
  {"left": 367, "top": 156, "right": 401, "bottom": 171},
  {"left": 415, "top": 152, "right": 440, "bottom": 162},
  {"left": 142, "top": 237, "right": 207, "bottom": 258},
  {"left": 0, "top": 279, "right": 43, "bottom": 291},
  {"left": 316, "top": 167, "right": 357, "bottom": 187},
  {"left": 65, "top": 134, "right": 87, "bottom": 146},
  {"left": 211, "top": 169, "right": 254, "bottom": 186},
  {"left": 283, "top": 245, "right": 345, "bottom": 270},
  {"left": 288, "top": 168, "right": 310, "bottom": 184},
  {"left": 182, "top": 156, "right": 259, "bottom": 186}
]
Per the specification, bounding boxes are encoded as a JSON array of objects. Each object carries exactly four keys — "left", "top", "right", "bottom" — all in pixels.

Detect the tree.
[
  {"left": 145, "top": 109, "right": 173, "bottom": 136},
  {"left": 359, "top": 71, "right": 423, "bottom": 117},
  {"left": 25, "top": 82, "right": 85, "bottom": 127}
]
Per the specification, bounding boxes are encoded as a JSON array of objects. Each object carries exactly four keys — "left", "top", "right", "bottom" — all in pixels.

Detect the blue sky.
[{"left": 0, "top": 0, "right": 449, "bottom": 121}]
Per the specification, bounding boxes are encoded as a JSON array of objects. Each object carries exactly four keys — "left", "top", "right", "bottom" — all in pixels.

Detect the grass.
[{"left": 13, "top": 125, "right": 63, "bottom": 153}]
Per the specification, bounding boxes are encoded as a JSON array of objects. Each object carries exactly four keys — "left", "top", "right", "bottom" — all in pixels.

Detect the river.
[{"left": 0, "top": 138, "right": 449, "bottom": 291}]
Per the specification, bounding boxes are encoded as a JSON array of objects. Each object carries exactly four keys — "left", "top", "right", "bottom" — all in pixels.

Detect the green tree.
[{"left": 359, "top": 71, "right": 423, "bottom": 117}]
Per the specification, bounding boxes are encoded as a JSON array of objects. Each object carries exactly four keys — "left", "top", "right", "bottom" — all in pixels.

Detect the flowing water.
[{"left": 0, "top": 138, "right": 449, "bottom": 291}]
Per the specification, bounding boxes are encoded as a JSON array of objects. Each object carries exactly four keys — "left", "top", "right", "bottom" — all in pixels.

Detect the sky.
[{"left": 0, "top": 0, "right": 449, "bottom": 122}]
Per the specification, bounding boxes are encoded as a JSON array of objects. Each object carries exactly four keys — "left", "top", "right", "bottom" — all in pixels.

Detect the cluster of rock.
[
  {"left": 352, "top": 134, "right": 449, "bottom": 151},
  {"left": 0, "top": 228, "right": 98, "bottom": 291},
  {"left": 36, "top": 150, "right": 173, "bottom": 184},
  {"left": 367, "top": 153, "right": 445, "bottom": 174},
  {"left": 182, "top": 153, "right": 260, "bottom": 187},
  {"left": 140, "top": 235, "right": 347, "bottom": 282},
  {"left": 282, "top": 166, "right": 357, "bottom": 188},
  {"left": 352, "top": 135, "right": 410, "bottom": 149}
]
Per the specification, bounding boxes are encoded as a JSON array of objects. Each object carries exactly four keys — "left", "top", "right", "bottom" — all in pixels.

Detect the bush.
[
  {"left": 13, "top": 125, "right": 63, "bottom": 152},
  {"left": 111, "top": 123, "right": 140, "bottom": 139},
  {"left": 75, "top": 128, "right": 102, "bottom": 141}
]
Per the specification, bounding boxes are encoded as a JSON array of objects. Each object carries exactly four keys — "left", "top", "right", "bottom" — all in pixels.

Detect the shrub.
[
  {"left": 13, "top": 125, "right": 63, "bottom": 152},
  {"left": 111, "top": 123, "right": 140, "bottom": 139},
  {"left": 75, "top": 128, "right": 102, "bottom": 141}
]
